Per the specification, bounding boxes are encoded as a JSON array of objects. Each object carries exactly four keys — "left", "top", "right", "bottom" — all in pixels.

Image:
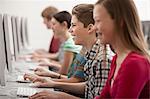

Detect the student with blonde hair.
[{"left": 93, "top": 0, "right": 150, "bottom": 98}]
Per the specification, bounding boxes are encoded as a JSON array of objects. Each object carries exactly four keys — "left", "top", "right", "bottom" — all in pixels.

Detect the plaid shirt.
[{"left": 84, "top": 39, "right": 114, "bottom": 99}]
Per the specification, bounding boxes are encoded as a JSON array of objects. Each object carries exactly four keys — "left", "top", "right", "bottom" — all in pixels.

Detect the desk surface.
[{"left": 0, "top": 51, "right": 53, "bottom": 99}]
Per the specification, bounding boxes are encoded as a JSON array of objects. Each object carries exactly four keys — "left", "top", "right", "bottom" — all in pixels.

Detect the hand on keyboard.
[
  {"left": 24, "top": 73, "right": 40, "bottom": 82},
  {"left": 29, "top": 82, "right": 41, "bottom": 88},
  {"left": 29, "top": 90, "right": 60, "bottom": 99},
  {"left": 17, "top": 75, "right": 31, "bottom": 83},
  {"left": 32, "top": 77, "right": 54, "bottom": 88},
  {"left": 34, "top": 67, "right": 52, "bottom": 77}
]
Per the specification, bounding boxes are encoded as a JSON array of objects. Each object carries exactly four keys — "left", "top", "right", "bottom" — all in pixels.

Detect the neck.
[
  {"left": 84, "top": 35, "right": 97, "bottom": 51},
  {"left": 112, "top": 39, "right": 131, "bottom": 58},
  {"left": 60, "top": 30, "right": 70, "bottom": 42}
]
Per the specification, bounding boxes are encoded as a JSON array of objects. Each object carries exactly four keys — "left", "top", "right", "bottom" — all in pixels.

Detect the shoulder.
[
  {"left": 63, "top": 36, "right": 82, "bottom": 53},
  {"left": 124, "top": 52, "right": 150, "bottom": 66},
  {"left": 122, "top": 52, "right": 150, "bottom": 75}
]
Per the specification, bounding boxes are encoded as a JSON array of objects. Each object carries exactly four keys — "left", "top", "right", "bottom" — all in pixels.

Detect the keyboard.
[
  {"left": 16, "top": 75, "right": 31, "bottom": 83},
  {"left": 17, "top": 87, "right": 37, "bottom": 97}
]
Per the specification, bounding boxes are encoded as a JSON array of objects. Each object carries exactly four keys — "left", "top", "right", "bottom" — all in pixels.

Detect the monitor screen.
[
  {"left": 24, "top": 18, "right": 30, "bottom": 46},
  {"left": 6, "top": 15, "right": 15, "bottom": 60},
  {"left": 15, "top": 16, "right": 22, "bottom": 53},
  {"left": 20, "top": 17, "right": 30, "bottom": 48},
  {"left": 0, "top": 14, "right": 6, "bottom": 86},
  {"left": 3, "top": 14, "right": 13, "bottom": 73},
  {"left": 11, "top": 16, "right": 19, "bottom": 61}
]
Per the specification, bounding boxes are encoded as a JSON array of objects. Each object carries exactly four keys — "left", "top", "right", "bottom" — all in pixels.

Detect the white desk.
[{"left": 0, "top": 51, "right": 53, "bottom": 99}]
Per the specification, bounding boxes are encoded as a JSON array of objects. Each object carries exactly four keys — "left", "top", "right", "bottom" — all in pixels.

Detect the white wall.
[
  {"left": 0, "top": 0, "right": 97, "bottom": 50},
  {"left": 0, "top": 0, "right": 149, "bottom": 50},
  {"left": 134, "top": 0, "right": 150, "bottom": 21}
]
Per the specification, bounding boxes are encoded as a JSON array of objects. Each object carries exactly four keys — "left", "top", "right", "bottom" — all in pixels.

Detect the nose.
[
  {"left": 51, "top": 24, "right": 54, "bottom": 30},
  {"left": 68, "top": 27, "right": 73, "bottom": 33},
  {"left": 43, "top": 20, "right": 46, "bottom": 25},
  {"left": 68, "top": 27, "right": 75, "bottom": 37},
  {"left": 93, "top": 24, "right": 97, "bottom": 30},
  {"left": 47, "top": 21, "right": 52, "bottom": 29},
  {"left": 93, "top": 24, "right": 100, "bottom": 33}
]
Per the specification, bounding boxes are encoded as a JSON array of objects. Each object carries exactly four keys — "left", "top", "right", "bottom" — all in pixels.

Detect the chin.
[
  {"left": 100, "top": 39, "right": 106, "bottom": 44},
  {"left": 74, "top": 41, "right": 80, "bottom": 45},
  {"left": 75, "top": 42, "right": 79, "bottom": 45}
]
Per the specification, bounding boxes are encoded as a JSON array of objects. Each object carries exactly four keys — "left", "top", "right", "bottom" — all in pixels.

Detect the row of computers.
[
  {"left": 0, "top": 13, "right": 30, "bottom": 86},
  {"left": 0, "top": 13, "right": 51, "bottom": 98}
]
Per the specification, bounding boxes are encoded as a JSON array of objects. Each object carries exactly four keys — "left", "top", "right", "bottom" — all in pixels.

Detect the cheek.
[
  {"left": 102, "top": 27, "right": 110, "bottom": 38},
  {"left": 54, "top": 25, "right": 59, "bottom": 30},
  {"left": 75, "top": 29, "right": 80, "bottom": 35},
  {"left": 103, "top": 27, "right": 115, "bottom": 43},
  {"left": 48, "top": 22, "right": 52, "bottom": 26},
  {"left": 73, "top": 28, "right": 79, "bottom": 35},
  {"left": 96, "top": 23, "right": 102, "bottom": 32},
  {"left": 100, "top": 22, "right": 110, "bottom": 34}
]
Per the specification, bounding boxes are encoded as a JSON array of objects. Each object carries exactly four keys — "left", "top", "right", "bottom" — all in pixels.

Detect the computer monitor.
[
  {"left": 3, "top": 14, "right": 13, "bottom": 73},
  {"left": 0, "top": 14, "right": 6, "bottom": 86},
  {"left": 20, "top": 17, "right": 30, "bottom": 48},
  {"left": 15, "top": 16, "right": 22, "bottom": 53},
  {"left": 24, "top": 18, "right": 30, "bottom": 46},
  {"left": 5, "top": 15, "right": 15, "bottom": 61},
  {"left": 11, "top": 16, "right": 19, "bottom": 60}
]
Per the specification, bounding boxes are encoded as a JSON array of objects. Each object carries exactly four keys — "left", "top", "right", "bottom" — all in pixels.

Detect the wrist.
[
  {"left": 58, "top": 74, "right": 61, "bottom": 79},
  {"left": 47, "top": 71, "right": 56, "bottom": 78}
]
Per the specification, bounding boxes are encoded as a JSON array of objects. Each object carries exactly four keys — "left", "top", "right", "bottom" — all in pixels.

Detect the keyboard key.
[{"left": 17, "top": 87, "right": 37, "bottom": 97}]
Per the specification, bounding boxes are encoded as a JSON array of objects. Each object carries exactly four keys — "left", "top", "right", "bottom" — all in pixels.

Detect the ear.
[
  {"left": 62, "top": 21, "right": 68, "bottom": 28},
  {"left": 87, "top": 24, "right": 96, "bottom": 34}
]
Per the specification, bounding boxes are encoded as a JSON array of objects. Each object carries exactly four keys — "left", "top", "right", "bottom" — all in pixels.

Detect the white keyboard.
[
  {"left": 17, "top": 87, "right": 37, "bottom": 97},
  {"left": 16, "top": 75, "right": 31, "bottom": 83}
]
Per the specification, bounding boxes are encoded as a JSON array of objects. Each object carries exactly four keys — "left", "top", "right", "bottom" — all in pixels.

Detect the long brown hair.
[{"left": 95, "top": 0, "right": 150, "bottom": 60}]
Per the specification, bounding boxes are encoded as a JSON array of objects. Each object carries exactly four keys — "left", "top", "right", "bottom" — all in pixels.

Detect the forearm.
[
  {"left": 53, "top": 82, "right": 85, "bottom": 95},
  {"left": 58, "top": 92, "right": 80, "bottom": 99},
  {"left": 47, "top": 71, "right": 61, "bottom": 78},
  {"left": 58, "top": 52, "right": 74, "bottom": 75},
  {"left": 49, "top": 73, "right": 67, "bottom": 79},
  {"left": 35, "top": 53, "right": 58, "bottom": 60},
  {"left": 46, "top": 52, "right": 59, "bottom": 60},
  {"left": 52, "top": 77, "right": 83, "bottom": 83}
]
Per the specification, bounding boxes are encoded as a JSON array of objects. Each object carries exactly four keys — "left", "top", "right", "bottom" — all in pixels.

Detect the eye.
[
  {"left": 95, "top": 19, "right": 100, "bottom": 23},
  {"left": 71, "top": 24, "right": 76, "bottom": 27},
  {"left": 52, "top": 23, "right": 55, "bottom": 26}
]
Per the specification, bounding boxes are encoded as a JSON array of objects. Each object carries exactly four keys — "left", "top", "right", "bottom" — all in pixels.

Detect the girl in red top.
[{"left": 93, "top": 0, "right": 150, "bottom": 98}]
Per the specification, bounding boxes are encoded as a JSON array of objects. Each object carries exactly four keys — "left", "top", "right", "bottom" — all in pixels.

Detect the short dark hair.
[{"left": 53, "top": 11, "right": 71, "bottom": 29}]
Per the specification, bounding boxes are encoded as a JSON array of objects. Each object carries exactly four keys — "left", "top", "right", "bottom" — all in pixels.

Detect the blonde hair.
[{"left": 95, "top": 0, "right": 150, "bottom": 60}]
